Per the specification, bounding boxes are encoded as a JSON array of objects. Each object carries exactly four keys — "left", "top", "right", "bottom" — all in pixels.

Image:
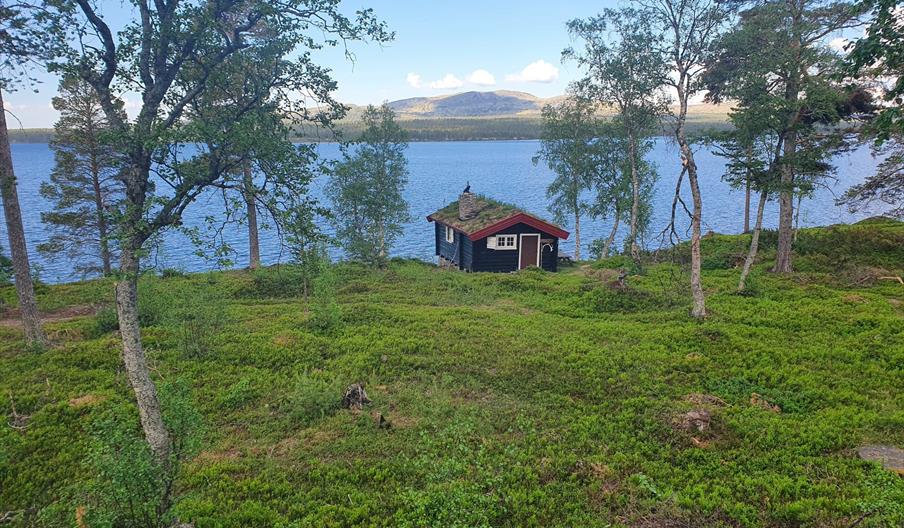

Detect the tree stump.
[{"left": 342, "top": 384, "right": 370, "bottom": 410}]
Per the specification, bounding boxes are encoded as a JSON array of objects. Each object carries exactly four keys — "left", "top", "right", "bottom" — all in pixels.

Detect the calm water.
[{"left": 4, "top": 139, "right": 881, "bottom": 283}]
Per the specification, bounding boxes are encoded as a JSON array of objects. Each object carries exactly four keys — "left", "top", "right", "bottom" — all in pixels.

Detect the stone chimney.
[{"left": 458, "top": 191, "right": 478, "bottom": 221}]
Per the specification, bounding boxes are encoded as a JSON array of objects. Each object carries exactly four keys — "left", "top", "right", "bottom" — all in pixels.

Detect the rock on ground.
[{"left": 858, "top": 444, "right": 904, "bottom": 475}]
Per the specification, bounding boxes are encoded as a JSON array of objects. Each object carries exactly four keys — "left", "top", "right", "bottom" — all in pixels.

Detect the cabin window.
[
  {"left": 445, "top": 226, "right": 455, "bottom": 243},
  {"left": 492, "top": 234, "right": 517, "bottom": 250}
]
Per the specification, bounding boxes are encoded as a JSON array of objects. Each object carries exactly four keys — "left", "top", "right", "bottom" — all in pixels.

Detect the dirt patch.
[
  {"left": 68, "top": 394, "right": 106, "bottom": 408},
  {"left": 750, "top": 393, "right": 781, "bottom": 413},
  {"left": 194, "top": 448, "right": 242, "bottom": 464},
  {"left": 581, "top": 266, "right": 628, "bottom": 289},
  {"left": 842, "top": 294, "right": 867, "bottom": 304},
  {"left": 272, "top": 332, "right": 296, "bottom": 347},
  {"left": 0, "top": 304, "right": 97, "bottom": 328},
  {"left": 674, "top": 409, "right": 711, "bottom": 433},
  {"left": 305, "top": 429, "right": 341, "bottom": 446},
  {"left": 683, "top": 393, "right": 726, "bottom": 407},
  {"left": 268, "top": 436, "right": 301, "bottom": 458}
]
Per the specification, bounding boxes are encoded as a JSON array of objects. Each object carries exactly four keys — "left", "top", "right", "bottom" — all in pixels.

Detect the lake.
[{"left": 4, "top": 139, "right": 882, "bottom": 283}]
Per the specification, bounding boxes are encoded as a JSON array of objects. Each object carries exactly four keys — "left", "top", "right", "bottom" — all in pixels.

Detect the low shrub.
[
  {"left": 90, "top": 305, "right": 120, "bottom": 337},
  {"left": 160, "top": 268, "right": 186, "bottom": 279},
  {"left": 308, "top": 264, "right": 342, "bottom": 333},
  {"left": 585, "top": 285, "right": 669, "bottom": 314},
  {"left": 215, "top": 376, "right": 260, "bottom": 411},
  {"left": 241, "top": 266, "right": 309, "bottom": 299},
  {"left": 172, "top": 289, "right": 226, "bottom": 358},
  {"left": 289, "top": 371, "right": 341, "bottom": 425}
]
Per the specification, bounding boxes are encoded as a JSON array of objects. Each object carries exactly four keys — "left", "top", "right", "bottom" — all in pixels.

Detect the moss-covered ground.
[{"left": 1, "top": 220, "right": 903, "bottom": 527}]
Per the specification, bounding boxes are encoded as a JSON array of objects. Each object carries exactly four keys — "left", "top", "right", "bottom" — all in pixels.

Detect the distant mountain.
[{"left": 384, "top": 90, "right": 555, "bottom": 118}]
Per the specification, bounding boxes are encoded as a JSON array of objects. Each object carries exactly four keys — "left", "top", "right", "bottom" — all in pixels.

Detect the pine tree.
[
  {"left": 40, "top": 76, "right": 125, "bottom": 277},
  {"left": 0, "top": 0, "right": 62, "bottom": 345},
  {"left": 705, "top": 0, "right": 869, "bottom": 273}
]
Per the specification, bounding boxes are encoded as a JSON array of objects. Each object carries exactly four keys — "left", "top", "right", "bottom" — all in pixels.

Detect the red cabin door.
[{"left": 519, "top": 234, "right": 540, "bottom": 269}]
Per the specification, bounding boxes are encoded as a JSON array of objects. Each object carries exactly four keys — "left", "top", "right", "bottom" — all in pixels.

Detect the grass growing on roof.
[
  {"left": 0, "top": 220, "right": 903, "bottom": 527},
  {"left": 427, "top": 194, "right": 556, "bottom": 233}
]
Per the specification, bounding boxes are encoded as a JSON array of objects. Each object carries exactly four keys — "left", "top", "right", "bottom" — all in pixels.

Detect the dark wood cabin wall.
[
  {"left": 436, "top": 222, "right": 467, "bottom": 269},
  {"left": 471, "top": 223, "right": 560, "bottom": 273}
]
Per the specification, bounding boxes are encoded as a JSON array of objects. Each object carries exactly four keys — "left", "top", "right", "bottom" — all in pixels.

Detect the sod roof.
[{"left": 427, "top": 195, "right": 569, "bottom": 240}]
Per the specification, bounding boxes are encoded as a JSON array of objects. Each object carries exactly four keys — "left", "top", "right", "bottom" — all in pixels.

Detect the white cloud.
[
  {"left": 506, "top": 59, "right": 559, "bottom": 83},
  {"left": 406, "top": 72, "right": 422, "bottom": 88},
  {"left": 467, "top": 69, "right": 496, "bottom": 86},
  {"left": 829, "top": 37, "right": 850, "bottom": 54},
  {"left": 429, "top": 73, "right": 464, "bottom": 90}
]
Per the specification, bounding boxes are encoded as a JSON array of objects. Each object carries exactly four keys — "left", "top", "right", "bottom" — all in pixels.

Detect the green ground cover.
[{"left": 1, "top": 220, "right": 902, "bottom": 527}]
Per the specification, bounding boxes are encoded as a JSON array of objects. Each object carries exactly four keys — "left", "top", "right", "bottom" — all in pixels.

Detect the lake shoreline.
[{"left": 7, "top": 139, "right": 878, "bottom": 284}]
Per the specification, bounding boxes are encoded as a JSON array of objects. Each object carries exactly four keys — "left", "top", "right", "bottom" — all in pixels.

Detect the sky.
[
  {"left": 3, "top": 0, "right": 860, "bottom": 129},
  {"left": 3, "top": 0, "right": 617, "bottom": 128}
]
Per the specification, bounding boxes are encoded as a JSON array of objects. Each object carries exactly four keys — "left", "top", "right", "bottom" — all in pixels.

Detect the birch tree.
[
  {"left": 51, "top": 0, "right": 391, "bottom": 462},
  {"left": 637, "top": 0, "right": 730, "bottom": 318},
  {"left": 534, "top": 95, "right": 606, "bottom": 260},
  {"left": 565, "top": 7, "right": 669, "bottom": 263},
  {"left": 328, "top": 103, "right": 409, "bottom": 265}
]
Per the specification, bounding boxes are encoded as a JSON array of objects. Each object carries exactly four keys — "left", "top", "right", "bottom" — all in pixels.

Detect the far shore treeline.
[{"left": 8, "top": 110, "right": 733, "bottom": 144}]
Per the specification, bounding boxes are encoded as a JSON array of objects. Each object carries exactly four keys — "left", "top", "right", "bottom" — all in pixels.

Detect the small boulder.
[
  {"left": 675, "top": 409, "right": 711, "bottom": 432},
  {"left": 342, "top": 383, "right": 370, "bottom": 410},
  {"left": 858, "top": 444, "right": 904, "bottom": 475}
]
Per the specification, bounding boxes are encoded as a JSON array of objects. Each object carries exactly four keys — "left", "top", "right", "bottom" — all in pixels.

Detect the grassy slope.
[{"left": 1, "top": 220, "right": 903, "bottom": 527}]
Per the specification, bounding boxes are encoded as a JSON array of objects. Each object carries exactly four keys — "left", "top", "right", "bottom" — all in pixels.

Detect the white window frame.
[
  {"left": 493, "top": 234, "right": 517, "bottom": 250},
  {"left": 445, "top": 225, "right": 455, "bottom": 243}
]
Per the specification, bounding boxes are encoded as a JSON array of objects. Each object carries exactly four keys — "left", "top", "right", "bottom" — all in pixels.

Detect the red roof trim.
[{"left": 468, "top": 213, "right": 569, "bottom": 241}]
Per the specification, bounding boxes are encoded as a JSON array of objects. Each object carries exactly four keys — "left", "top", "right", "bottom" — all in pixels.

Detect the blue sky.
[{"left": 4, "top": 0, "right": 616, "bottom": 128}]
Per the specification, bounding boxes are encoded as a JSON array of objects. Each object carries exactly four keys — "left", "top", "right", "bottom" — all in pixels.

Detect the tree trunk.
[
  {"left": 774, "top": 13, "right": 801, "bottom": 274},
  {"left": 676, "top": 87, "right": 706, "bottom": 319},
  {"left": 738, "top": 189, "right": 767, "bottom": 293},
  {"left": 744, "top": 179, "right": 751, "bottom": 234},
  {"left": 115, "top": 246, "right": 171, "bottom": 463},
  {"left": 773, "top": 129, "right": 796, "bottom": 273},
  {"left": 629, "top": 134, "right": 641, "bottom": 263},
  {"left": 573, "top": 212, "right": 581, "bottom": 261},
  {"left": 602, "top": 213, "right": 620, "bottom": 259},
  {"left": 0, "top": 90, "right": 46, "bottom": 346},
  {"left": 243, "top": 162, "right": 260, "bottom": 269},
  {"left": 91, "top": 162, "right": 112, "bottom": 275},
  {"left": 378, "top": 221, "right": 386, "bottom": 260}
]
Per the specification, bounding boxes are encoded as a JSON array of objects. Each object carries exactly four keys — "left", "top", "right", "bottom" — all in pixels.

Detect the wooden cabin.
[{"left": 427, "top": 190, "right": 569, "bottom": 272}]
